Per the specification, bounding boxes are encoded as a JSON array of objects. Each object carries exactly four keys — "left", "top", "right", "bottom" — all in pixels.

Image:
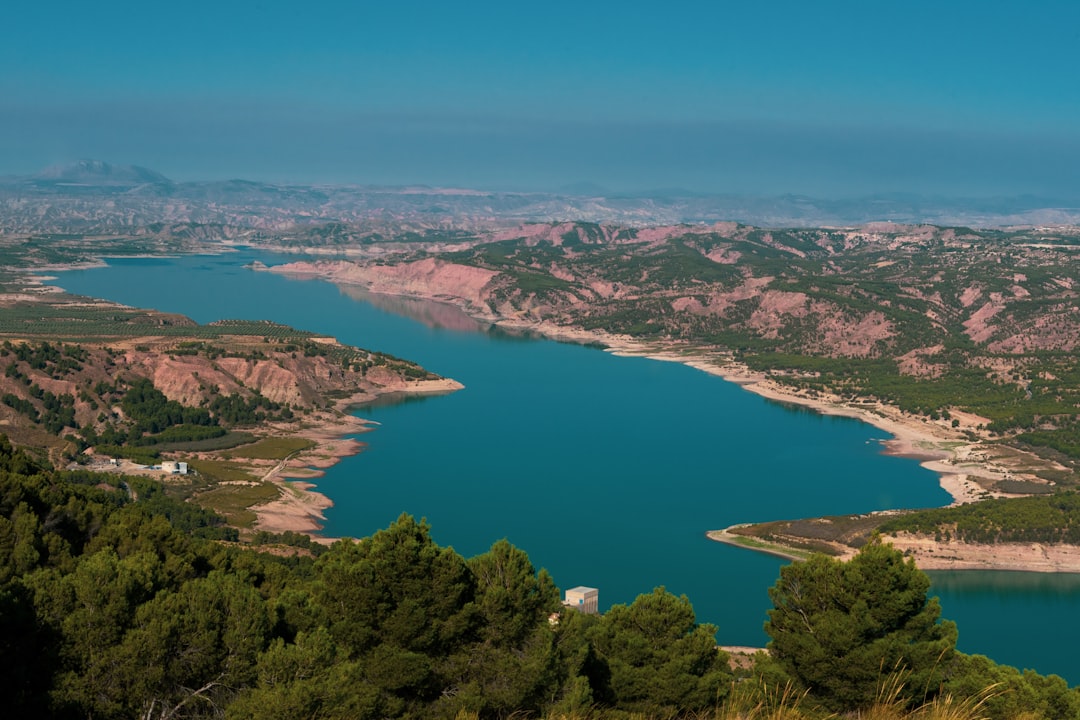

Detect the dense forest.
[{"left": 1, "top": 435, "right": 1079, "bottom": 719}]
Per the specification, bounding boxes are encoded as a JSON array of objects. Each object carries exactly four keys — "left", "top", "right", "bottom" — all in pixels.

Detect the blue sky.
[{"left": 3, "top": 1, "right": 1080, "bottom": 196}]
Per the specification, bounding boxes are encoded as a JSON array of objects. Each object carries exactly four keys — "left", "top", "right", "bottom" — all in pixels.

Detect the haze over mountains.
[{"left": 2, "top": 160, "right": 1078, "bottom": 233}]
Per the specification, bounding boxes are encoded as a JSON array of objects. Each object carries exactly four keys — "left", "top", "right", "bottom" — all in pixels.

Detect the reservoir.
[{"left": 54, "top": 250, "right": 1079, "bottom": 683}]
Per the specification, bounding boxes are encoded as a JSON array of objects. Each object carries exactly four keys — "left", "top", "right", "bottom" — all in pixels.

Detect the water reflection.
[
  {"left": 335, "top": 286, "right": 487, "bottom": 333},
  {"left": 352, "top": 391, "right": 454, "bottom": 411},
  {"left": 930, "top": 570, "right": 1080, "bottom": 597},
  {"left": 485, "top": 325, "right": 544, "bottom": 342}
]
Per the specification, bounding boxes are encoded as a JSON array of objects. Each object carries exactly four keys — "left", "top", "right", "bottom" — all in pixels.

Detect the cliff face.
[
  {"left": 0, "top": 336, "right": 440, "bottom": 454},
  {"left": 269, "top": 221, "right": 1080, "bottom": 364},
  {"left": 276, "top": 259, "right": 500, "bottom": 314},
  {"left": 129, "top": 351, "right": 375, "bottom": 408}
]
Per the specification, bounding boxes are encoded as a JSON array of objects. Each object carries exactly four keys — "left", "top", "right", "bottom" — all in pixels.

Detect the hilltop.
[{"left": 35, "top": 159, "right": 172, "bottom": 186}]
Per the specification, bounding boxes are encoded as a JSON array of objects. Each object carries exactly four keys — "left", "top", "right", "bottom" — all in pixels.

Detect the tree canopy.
[
  {"left": 0, "top": 434, "right": 1078, "bottom": 719},
  {"left": 765, "top": 537, "right": 958, "bottom": 712}
]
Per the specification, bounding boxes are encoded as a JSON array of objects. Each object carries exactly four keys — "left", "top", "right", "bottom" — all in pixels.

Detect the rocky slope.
[{"left": 0, "top": 331, "right": 447, "bottom": 465}]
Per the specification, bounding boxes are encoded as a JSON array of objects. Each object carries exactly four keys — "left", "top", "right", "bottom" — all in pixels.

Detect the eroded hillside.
[
  {"left": 0, "top": 335, "right": 435, "bottom": 448},
  {"left": 269, "top": 221, "right": 1080, "bottom": 472},
  {"left": 0, "top": 301, "right": 456, "bottom": 534}
]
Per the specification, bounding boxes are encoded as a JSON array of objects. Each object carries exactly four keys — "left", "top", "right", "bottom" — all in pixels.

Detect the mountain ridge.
[{"left": 2, "top": 160, "right": 1079, "bottom": 229}]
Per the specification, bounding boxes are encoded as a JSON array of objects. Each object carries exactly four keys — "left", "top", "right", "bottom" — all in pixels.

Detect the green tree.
[
  {"left": 588, "top": 587, "right": 732, "bottom": 715},
  {"left": 944, "top": 652, "right": 1080, "bottom": 720},
  {"left": 443, "top": 539, "right": 563, "bottom": 717},
  {"left": 764, "top": 538, "right": 957, "bottom": 712},
  {"left": 468, "top": 538, "right": 559, "bottom": 647},
  {"left": 0, "top": 572, "right": 53, "bottom": 715},
  {"left": 314, "top": 514, "right": 478, "bottom": 715},
  {"left": 31, "top": 548, "right": 163, "bottom": 717},
  {"left": 122, "top": 571, "right": 272, "bottom": 719},
  {"left": 227, "top": 628, "right": 381, "bottom": 720}
]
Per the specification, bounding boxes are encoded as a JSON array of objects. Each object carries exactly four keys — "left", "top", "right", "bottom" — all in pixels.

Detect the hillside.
[
  {"left": 267, "top": 222, "right": 1080, "bottom": 476},
  {"left": 0, "top": 297, "right": 458, "bottom": 535},
  {"left": 713, "top": 492, "right": 1080, "bottom": 572}
]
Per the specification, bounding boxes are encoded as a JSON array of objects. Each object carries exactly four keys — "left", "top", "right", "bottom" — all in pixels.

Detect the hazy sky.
[{"left": 4, "top": 1, "right": 1080, "bottom": 197}]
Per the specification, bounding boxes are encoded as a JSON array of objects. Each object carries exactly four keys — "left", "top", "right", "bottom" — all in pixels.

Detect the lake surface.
[{"left": 54, "top": 250, "right": 1079, "bottom": 683}]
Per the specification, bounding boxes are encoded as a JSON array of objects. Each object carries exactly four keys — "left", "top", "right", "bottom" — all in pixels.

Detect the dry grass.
[
  {"left": 455, "top": 676, "right": 1009, "bottom": 720},
  {"left": 712, "top": 680, "right": 814, "bottom": 720}
]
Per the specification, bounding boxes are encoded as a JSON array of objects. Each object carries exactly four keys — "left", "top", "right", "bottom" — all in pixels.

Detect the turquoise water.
[{"left": 53, "top": 251, "right": 1077, "bottom": 683}]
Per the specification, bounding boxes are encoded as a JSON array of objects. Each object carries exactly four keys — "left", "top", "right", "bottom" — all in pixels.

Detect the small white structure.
[
  {"left": 161, "top": 461, "right": 189, "bottom": 475},
  {"left": 177, "top": 462, "right": 188, "bottom": 475},
  {"left": 563, "top": 586, "right": 599, "bottom": 615}
]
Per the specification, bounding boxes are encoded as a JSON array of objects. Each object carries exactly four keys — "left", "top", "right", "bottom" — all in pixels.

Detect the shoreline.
[
  {"left": 241, "top": 379, "right": 464, "bottom": 538},
  {"left": 22, "top": 260, "right": 466, "bottom": 542},
  {"left": 275, "top": 260, "right": 995, "bottom": 505},
  {"left": 706, "top": 527, "right": 811, "bottom": 563},
  {"left": 484, "top": 318, "right": 1013, "bottom": 508},
  {"left": 708, "top": 522, "right": 1080, "bottom": 573},
  {"left": 29, "top": 252, "right": 1071, "bottom": 569},
  {"left": 262, "top": 261, "right": 1080, "bottom": 572},
  {"left": 265, "top": 261, "right": 1030, "bottom": 496}
]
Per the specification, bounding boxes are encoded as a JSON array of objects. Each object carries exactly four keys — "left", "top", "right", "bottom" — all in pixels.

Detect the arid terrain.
[
  {"left": 0, "top": 297, "right": 459, "bottom": 537},
  {"left": 3, "top": 167, "right": 1080, "bottom": 566},
  {"left": 255, "top": 220, "right": 1080, "bottom": 569}
]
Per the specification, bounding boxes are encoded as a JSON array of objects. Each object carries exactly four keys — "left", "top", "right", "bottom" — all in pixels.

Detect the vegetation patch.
[
  {"left": 193, "top": 480, "right": 280, "bottom": 528},
  {"left": 1, "top": 434, "right": 1079, "bottom": 718},
  {"left": 222, "top": 436, "right": 315, "bottom": 460},
  {"left": 150, "top": 430, "right": 257, "bottom": 452},
  {"left": 879, "top": 492, "right": 1080, "bottom": 544},
  {"left": 994, "top": 479, "right": 1055, "bottom": 495},
  {"left": 186, "top": 458, "right": 258, "bottom": 483},
  {"left": 732, "top": 514, "right": 884, "bottom": 550}
]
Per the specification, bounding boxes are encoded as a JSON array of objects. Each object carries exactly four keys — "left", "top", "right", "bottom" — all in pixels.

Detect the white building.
[{"left": 563, "top": 586, "right": 599, "bottom": 614}]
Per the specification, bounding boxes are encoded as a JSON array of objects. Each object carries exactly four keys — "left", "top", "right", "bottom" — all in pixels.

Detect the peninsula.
[{"left": 0, "top": 290, "right": 460, "bottom": 538}]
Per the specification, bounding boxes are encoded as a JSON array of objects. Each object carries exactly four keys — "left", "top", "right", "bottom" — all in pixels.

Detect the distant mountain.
[
  {"left": 558, "top": 181, "right": 610, "bottom": 196},
  {"left": 1, "top": 161, "right": 1078, "bottom": 231},
  {"left": 35, "top": 160, "right": 172, "bottom": 186}
]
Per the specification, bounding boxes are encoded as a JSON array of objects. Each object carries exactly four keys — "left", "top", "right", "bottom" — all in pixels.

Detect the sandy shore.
[
  {"left": 419, "top": 310, "right": 998, "bottom": 505},
  {"left": 275, "top": 270, "right": 1042, "bottom": 493},
  {"left": 708, "top": 523, "right": 1080, "bottom": 572},
  {"left": 884, "top": 534, "right": 1080, "bottom": 572},
  {"left": 20, "top": 263, "right": 466, "bottom": 541},
  {"left": 249, "top": 379, "right": 463, "bottom": 537},
  {"left": 707, "top": 527, "right": 810, "bottom": 563},
  {"left": 597, "top": 340, "right": 1002, "bottom": 507}
]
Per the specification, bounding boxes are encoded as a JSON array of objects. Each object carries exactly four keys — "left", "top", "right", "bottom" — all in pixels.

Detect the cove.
[{"left": 53, "top": 250, "right": 1079, "bottom": 683}]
